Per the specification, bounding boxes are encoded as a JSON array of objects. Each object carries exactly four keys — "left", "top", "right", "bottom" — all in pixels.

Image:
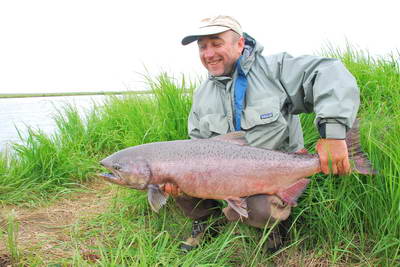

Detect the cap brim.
[{"left": 181, "top": 26, "right": 231, "bottom": 45}]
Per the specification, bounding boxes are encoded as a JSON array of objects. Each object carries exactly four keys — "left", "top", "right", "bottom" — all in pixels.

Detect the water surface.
[{"left": 0, "top": 95, "right": 106, "bottom": 152}]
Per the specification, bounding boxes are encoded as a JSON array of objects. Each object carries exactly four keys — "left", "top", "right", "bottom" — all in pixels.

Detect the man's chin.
[
  {"left": 208, "top": 69, "right": 224, "bottom": 76},
  {"left": 207, "top": 65, "right": 234, "bottom": 77}
]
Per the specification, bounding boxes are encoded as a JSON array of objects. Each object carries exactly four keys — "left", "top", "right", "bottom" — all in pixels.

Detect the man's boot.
[
  {"left": 263, "top": 215, "right": 293, "bottom": 253},
  {"left": 180, "top": 219, "right": 207, "bottom": 252},
  {"left": 174, "top": 195, "right": 223, "bottom": 252}
]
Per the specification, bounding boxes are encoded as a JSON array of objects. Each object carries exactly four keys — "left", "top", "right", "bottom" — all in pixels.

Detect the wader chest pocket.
[{"left": 241, "top": 98, "right": 280, "bottom": 130}]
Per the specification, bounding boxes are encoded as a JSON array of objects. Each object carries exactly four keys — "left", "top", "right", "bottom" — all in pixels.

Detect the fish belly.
[{"left": 164, "top": 158, "right": 316, "bottom": 199}]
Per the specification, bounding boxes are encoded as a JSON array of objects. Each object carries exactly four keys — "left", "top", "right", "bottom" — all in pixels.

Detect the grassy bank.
[
  {"left": 0, "top": 75, "right": 193, "bottom": 204},
  {"left": 0, "top": 49, "right": 399, "bottom": 265}
]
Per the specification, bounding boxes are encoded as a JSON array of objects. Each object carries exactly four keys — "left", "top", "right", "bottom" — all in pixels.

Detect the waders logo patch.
[{"left": 260, "top": 112, "right": 273, "bottom": 119}]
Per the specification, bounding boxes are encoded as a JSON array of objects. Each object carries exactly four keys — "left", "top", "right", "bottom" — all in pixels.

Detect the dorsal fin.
[{"left": 211, "top": 131, "right": 248, "bottom": 146}]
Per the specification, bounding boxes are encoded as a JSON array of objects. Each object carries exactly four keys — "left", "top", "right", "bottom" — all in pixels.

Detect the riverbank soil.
[
  {"left": 0, "top": 181, "right": 113, "bottom": 264},
  {"left": 0, "top": 182, "right": 362, "bottom": 266}
]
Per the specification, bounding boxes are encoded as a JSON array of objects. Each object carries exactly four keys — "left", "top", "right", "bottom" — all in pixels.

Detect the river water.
[{"left": 0, "top": 95, "right": 107, "bottom": 152}]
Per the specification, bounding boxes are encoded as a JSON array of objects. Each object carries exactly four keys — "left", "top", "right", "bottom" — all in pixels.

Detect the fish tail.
[{"left": 345, "top": 119, "right": 377, "bottom": 175}]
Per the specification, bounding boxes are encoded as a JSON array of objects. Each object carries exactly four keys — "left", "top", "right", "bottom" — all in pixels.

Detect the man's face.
[{"left": 198, "top": 30, "right": 244, "bottom": 76}]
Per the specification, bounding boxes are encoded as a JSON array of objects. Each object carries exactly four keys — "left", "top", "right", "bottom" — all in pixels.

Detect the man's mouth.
[{"left": 207, "top": 59, "right": 222, "bottom": 66}]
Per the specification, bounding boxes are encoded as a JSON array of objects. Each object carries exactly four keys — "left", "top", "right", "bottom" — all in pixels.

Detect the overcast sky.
[{"left": 0, "top": 0, "right": 399, "bottom": 93}]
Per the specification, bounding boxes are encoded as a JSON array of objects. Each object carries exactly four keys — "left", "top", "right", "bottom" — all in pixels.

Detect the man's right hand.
[
  {"left": 316, "top": 138, "right": 351, "bottom": 175},
  {"left": 162, "top": 183, "right": 182, "bottom": 197}
]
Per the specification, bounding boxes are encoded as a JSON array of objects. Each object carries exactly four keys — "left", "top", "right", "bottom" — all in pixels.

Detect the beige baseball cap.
[{"left": 181, "top": 15, "right": 243, "bottom": 45}]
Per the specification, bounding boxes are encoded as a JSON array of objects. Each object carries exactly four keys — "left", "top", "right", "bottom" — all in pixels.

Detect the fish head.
[{"left": 99, "top": 155, "right": 151, "bottom": 190}]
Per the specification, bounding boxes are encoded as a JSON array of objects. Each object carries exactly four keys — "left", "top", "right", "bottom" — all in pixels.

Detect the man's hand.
[
  {"left": 316, "top": 139, "right": 351, "bottom": 175},
  {"left": 295, "top": 148, "right": 309, "bottom": 155},
  {"left": 162, "top": 183, "right": 182, "bottom": 197}
]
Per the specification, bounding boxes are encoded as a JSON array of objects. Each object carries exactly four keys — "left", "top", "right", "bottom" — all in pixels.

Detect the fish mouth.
[
  {"left": 98, "top": 172, "right": 147, "bottom": 190},
  {"left": 98, "top": 172, "right": 128, "bottom": 186},
  {"left": 99, "top": 172, "right": 117, "bottom": 179}
]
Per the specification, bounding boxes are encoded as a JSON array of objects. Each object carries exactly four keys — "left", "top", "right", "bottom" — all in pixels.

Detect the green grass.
[
  {"left": 0, "top": 74, "right": 194, "bottom": 204},
  {"left": 0, "top": 48, "right": 399, "bottom": 266}
]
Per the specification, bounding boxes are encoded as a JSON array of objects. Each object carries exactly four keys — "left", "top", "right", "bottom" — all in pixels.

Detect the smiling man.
[
  {"left": 164, "top": 15, "right": 360, "bottom": 252},
  {"left": 197, "top": 30, "right": 244, "bottom": 76}
]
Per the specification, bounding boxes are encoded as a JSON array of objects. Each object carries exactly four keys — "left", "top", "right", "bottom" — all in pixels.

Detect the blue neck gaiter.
[{"left": 233, "top": 56, "right": 248, "bottom": 131}]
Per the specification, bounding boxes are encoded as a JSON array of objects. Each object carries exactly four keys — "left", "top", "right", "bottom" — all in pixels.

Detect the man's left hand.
[
  {"left": 316, "top": 139, "right": 351, "bottom": 175},
  {"left": 161, "top": 183, "right": 182, "bottom": 197}
]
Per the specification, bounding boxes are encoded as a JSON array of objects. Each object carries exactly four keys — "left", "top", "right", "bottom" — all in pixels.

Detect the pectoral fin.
[
  {"left": 148, "top": 184, "right": 168, "bottom": 212},
  {"left": 225, "top": 197, "right": 248, "bottom": 219},
  {"left": 276, "top": 178, "right": 310, "bottom": 207}
]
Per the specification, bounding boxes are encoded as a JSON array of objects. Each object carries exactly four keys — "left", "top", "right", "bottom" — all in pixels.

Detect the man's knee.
[{"left": 223, "top": 194, "right": 291, "bottom": 229}]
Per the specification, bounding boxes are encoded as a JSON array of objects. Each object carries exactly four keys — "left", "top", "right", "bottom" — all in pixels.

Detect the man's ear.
[{"left": 238, "top": 36, "right": 245, "bottom": 53}]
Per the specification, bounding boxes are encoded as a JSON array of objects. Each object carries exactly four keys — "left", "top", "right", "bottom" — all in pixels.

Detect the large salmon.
[{"left": 98, "top": 120, "right": 374, "bottom": 218}]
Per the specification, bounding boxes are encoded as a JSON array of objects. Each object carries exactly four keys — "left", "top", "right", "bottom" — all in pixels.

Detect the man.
[{"left": 164, "top": 15, "right": 360, "bottom": 251}]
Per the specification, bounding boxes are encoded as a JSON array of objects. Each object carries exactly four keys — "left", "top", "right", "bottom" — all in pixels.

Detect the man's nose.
[{"left": 202, "top": 47, "right": 215, "bottom": 58}]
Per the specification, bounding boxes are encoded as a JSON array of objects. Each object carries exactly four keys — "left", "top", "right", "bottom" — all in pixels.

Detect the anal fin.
[
  {"left": 225, "top": 197, "right": 248, "bottom": 219},
  {"left": 276, "top": 178, "right": 310, "bottom": 207},
  {"left": 148, "top": 184, "right": 168, "bottom": 212},
  {"left": 222, "top": 206, "right": 241, "bottom": 221}
]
